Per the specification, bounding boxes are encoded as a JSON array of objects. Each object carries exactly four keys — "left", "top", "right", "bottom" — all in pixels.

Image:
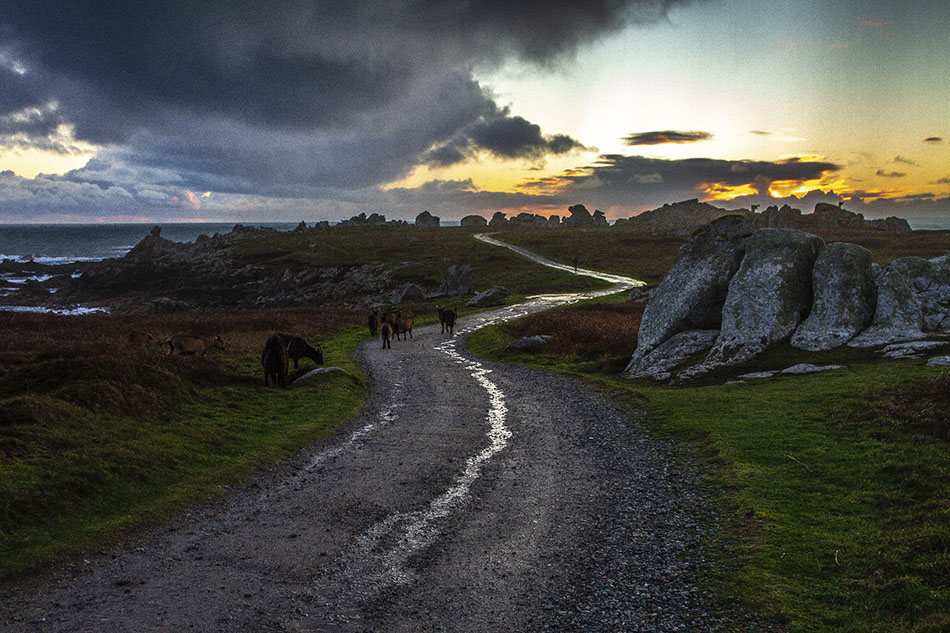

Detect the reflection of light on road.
[{"left": 326, "top": 233, "right": 646, "bottom": 601}]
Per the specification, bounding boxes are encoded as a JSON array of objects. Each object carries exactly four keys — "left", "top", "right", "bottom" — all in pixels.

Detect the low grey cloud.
[
  {"left": 876, "top": 169, "right": 906, "bottom": 178},
  {"left": 923, "top": 137, "right": 943, "bottom": 143},
  {"left": 931, "top": 177, "right": 950, "bottom": 185},
  {"left": 524, "top": 153, "right": 840, "bottom": 211},
  {"left": 749, "top": 130, "right": 772, "bottom": 136},
  {"left": 623, "top": 130, "right": 714, "bottom": 146},
  {"left": 894, "top": 156, "right": 917, "bottom": 166}
]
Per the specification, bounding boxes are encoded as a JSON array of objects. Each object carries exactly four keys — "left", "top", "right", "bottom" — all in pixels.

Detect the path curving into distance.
[{"left": 0, "top": 236, "right": 739, "bottom": 632}]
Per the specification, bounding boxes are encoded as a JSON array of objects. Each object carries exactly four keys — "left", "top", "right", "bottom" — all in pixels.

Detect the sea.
[{"left": 0, "top": 222, "right": 298, "bottom": 314}]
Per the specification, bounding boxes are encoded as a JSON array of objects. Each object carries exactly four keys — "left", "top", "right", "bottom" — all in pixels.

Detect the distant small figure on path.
[{"left": 573, "top": 256, "right": 578, "bottom": 273}]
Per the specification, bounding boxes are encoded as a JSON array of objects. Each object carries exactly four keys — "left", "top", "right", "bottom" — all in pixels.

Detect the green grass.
[
  {"left": 0, "top": 315, "right": 368, "bottom": 581},
  {"left": 467, "top": 306, "right": 950, "bottom": 633}
]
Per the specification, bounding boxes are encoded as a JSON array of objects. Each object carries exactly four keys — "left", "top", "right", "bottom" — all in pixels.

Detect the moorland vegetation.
[{"left": 2, "top": 220, "right": 948, "bottom": 633}]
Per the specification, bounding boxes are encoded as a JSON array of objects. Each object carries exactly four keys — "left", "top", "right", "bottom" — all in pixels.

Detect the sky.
[{"left": 0, "top": 0, "right": 948, "bottom": 224}]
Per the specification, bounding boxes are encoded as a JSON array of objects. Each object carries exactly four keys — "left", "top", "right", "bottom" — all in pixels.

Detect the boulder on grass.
[
  {"left": 688, "top": 228, "right": 824, "bottom": 374},
  {"left": 625, "top": 215, "right": 751, "bottom": 374},
  {"left": 790, "top": 242, "right": 876, "bottom": 350},
  {"left": 467, "top": 286, "right": 509, "bottom": 308}
]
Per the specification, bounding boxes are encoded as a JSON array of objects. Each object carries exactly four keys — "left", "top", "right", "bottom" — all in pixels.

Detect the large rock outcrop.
[
  {"left": 627, "top": 220, "right": 949, "bottom": 380},
  {"left": 847, "top": 257, "right": 935, "bottom": 347},
  {"left": 625, "top": 216, "right": 751, "bottom": 373},
  {"left": 693, "top": 228, "right": 824, "bottom": 372},
  {"left": 790, "top": 242, "right": 876, "bottom": 350},
  {"left": 615, "top": 199, "right": 733, "bottom": 235}
]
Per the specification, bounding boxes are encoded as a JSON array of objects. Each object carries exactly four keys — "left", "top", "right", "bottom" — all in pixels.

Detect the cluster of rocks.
[
  {"left": 625, "top": 216, "right": 949, "bottom": 381},
  {"left": 462, "top": 204, "right": 610, "bottom": 228},
  {"left": 613, "top": 199, "right": 911, "bottom": 236},
  {"left": 22, "top": 219, "right": 502, "bottom": 313},
  {"left": 335, "top": 212, "right": 408, "bottom": 227},
  {"left": 47, "top": 226, "right": 405, "bottom": 312}
]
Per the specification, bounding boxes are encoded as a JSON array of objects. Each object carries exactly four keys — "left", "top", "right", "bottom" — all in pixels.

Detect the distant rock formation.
[
  {"left": 337, "top": 212, "right": 404, "bottom": 227},
  {"left": 489, "top": 212, "right": 509, "bottom": 227},
  {"left": 614, "top": 199, "right": 912, "bottom": 235},
  {"left": 613, "top": 199, "right": 732, "bottom": 234},
  {"left": 562, "top": 204, "right": 594, "bottom": 227},
  {"left": 460, "top": 214, "right": 488, "bottom": 227},
  {"left": 626, "top": 217, "right": 949, "bottom": 381},
  {"left": 415, "top": 210, "right": 440, "bottom": 227}
]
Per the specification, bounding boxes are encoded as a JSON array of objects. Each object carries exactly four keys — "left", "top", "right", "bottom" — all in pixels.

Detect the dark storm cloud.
[
  {"left": 0, "top": 0, "right": 695, "bottom": 140},
  {"left": 424, "top": 109, "right": 588, "bottom": 167},
  {"left": 0, "top": 0, "right": 699, "bottom": 216},
  {"left": 623, "top": 130, "right": 714, "bottom": 145}
]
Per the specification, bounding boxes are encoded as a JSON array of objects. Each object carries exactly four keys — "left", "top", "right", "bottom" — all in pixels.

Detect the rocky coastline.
[{"left": 0, "top": 200, "right": 924, "bottom": 314}]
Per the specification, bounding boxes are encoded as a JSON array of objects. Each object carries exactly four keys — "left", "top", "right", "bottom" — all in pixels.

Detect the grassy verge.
[
  {"left": 467, "top": 301, "right": 949, "bottom": 633},
  {"left": 0, "top": 310, "right": 368, "bottom": 581}
]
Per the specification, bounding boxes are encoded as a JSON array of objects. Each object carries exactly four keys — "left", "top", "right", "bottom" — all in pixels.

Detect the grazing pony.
[
  {"left": 166, "top": 335, "right": 224, "bottom": 356},
  {"left": 396, "top": 314, "right": 414, "bottom": 340},
  {"left": 380, "top": 321, "right": 393, "bottom": 349},
  {"left": 439, "top": 307, "right": 458, "bottom": 335},
  {"left": 368, "top": 308, "right": 380, "bottom": 337},
  {"left": 274, "top": 333, "right": 323, "bottom": 369},
  {"left": 128, "top": 331, "right": 158, "bottom": 347},
  {"left": 261, "top": 334, "right": 289, "bottom": 388}
]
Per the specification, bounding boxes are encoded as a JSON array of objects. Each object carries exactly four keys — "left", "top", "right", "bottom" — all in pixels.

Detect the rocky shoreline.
[{"left": 0, "top": 200, "right": 926, "bottom": 314}]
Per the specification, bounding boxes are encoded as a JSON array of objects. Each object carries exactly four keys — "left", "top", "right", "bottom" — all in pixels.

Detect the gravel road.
[{"left": 0, "top": 242, "right": 754, "bottom": 632}]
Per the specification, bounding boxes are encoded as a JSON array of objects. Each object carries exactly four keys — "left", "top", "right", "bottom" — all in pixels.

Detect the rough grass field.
[
  {"left": 0, "top": 308, "right": 368, "bottom": 580},
  {"left": 467, "top": 300, "right": 950, "bottom": 633},
  {"left": 230, "top": 224, "right": 612, "bottom": 296},
  {"left": 490, "top": 226, "right": 950, "bottom": 284}
]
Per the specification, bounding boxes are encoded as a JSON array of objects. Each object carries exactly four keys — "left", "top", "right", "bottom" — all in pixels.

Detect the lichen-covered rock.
[
  {"left": 694, "top": 228, "right": 824, "bottom": 371},
  {"left": 625, "top": 215, "right": 751, "bottom": 373},
  {"left": 506, "top": 335, "right": 553, "bottom": 351},
  {"left": 626, "top": 330, "right": 719, "bottom": 381},
  {"left": 467, "top": 286, "right": 509, "bottom": 307},
  {"left": 437, "top": 264, "right": 472, "bottom": 297},
  {"left": 390, "top": 283, "right": 426, "bottom": 304},
  {"left": 889, "top": 255, "right": 950, "bottom": 331},
  {"left": 791, "top": 242, "right": 876, "bottom": 350},
  {"left": 848, "top": 261, "right": 926, "bottom": 347},
  {"left": 779, "top": 363, "right": 846, "bottom": 375}
]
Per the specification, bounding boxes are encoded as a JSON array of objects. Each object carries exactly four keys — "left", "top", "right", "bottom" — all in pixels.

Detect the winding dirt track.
[{"left": 0, "top": 238, "right": 727, "bottom": 632}]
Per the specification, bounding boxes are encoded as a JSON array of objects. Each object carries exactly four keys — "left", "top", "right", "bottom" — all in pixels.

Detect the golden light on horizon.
[{"left": 701, "top": 182, "right": 759, "bottom": 200}]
